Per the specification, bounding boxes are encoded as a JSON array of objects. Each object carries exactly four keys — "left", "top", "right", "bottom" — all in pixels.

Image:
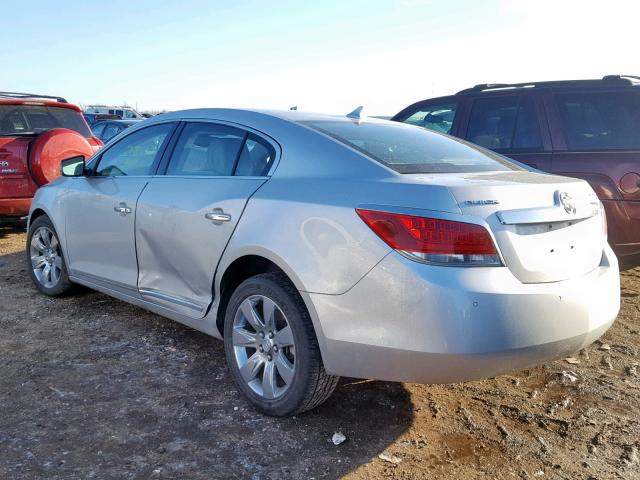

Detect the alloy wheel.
[
  {"left": 232, "top": 295, "right": 296, "bottom": 399},
  {"left": 30, "top": 226, "right": 63, "bottom": 289}
]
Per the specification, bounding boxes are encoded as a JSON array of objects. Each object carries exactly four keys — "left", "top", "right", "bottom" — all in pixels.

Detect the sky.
[{"left": 1, "top": 0, "right": 639, "bottom": 115}]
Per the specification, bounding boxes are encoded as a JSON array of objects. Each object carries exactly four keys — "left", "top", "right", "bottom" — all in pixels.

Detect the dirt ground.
[{"left": 1, "top": 226, "right": 639, "bottom": 480}]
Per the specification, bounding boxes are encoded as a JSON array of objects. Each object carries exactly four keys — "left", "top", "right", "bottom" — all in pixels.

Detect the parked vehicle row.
[
  {"left": 392, "top": 75, "right": 640, "bottom": 259},
  {"left": 27, "top": 108, "right": 620, "bottom": 416},
  {"left": 84, "top": 105, "right": 144, "bottom": 120}
]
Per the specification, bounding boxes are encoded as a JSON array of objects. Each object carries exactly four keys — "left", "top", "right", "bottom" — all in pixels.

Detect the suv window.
[
  {"left": 94, "top": 123, "right": 174, "bottom": 176},
  {"left": 234, "top": 134, "right": 275, "bottom": 176},
  {"left": 0, "top": 105, "right": 92, "bottom": 138},
  {"left": 166, "top": 122, "right": 245, "bottom": 176},
  {"left": 397, "top": 102, "right": 458, "bottom": 134},
  {"left": 302, "top": 120, "right": 521, "bottom": 174},
  {"left": 467, "top": 96, "right": 542, "bottom": 151},
  {"left": 556, "top": 91, "right": 640, "bottom": 150}
]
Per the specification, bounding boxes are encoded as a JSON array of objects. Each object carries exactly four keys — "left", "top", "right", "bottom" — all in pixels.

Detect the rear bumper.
[
  {"left": 0, "top": 197, "right": 31, "bottom": 217},
  {"left": 310, "top": 246, "right": 620, "bottom": 383},
  {"left": 604, "top": 199, "right": 640, "bottom": 257}
]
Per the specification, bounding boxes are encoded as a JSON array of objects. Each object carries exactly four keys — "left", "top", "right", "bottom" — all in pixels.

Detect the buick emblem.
[
  {"left": 558, "top": 191, "right": 576, "bottom": 215},
  {"left": 0, "top": 161, "right": 8, "bottom": 168}
]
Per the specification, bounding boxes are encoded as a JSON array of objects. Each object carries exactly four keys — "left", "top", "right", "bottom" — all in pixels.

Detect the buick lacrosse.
[{"left": 27, "top": 108, "right": 620, "bottom": 416}]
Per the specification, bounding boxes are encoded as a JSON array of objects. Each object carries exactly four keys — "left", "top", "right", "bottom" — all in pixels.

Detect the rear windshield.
[
  {"left": 302, "top": 120, "right": 521, "bottom": 173},
  {"left": 0, "top": 105, "right": 91, "bottom": 138},
  {"left": 556, "top": 90, "right": 640, "bottom": 150}
]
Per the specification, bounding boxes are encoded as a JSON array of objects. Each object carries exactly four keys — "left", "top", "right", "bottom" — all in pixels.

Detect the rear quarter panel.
[{"left": 216, "top": 115, "right": 463, "bottom": 296}]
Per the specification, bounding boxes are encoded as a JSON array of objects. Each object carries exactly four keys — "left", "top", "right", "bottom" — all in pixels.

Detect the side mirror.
[{"left": 60, "top": 155, "right": 86, "bottom": 177}]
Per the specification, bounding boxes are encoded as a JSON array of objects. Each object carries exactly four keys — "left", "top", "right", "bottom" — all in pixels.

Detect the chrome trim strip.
[
  {"left": 496, "top": 205, "right": 599, "bottom": 225},
  {"left": 139, "top": 288, "right": 205, "bottom": 313},
  {"left": 70, "top": 270, "right": 139, "bottom": 294}
]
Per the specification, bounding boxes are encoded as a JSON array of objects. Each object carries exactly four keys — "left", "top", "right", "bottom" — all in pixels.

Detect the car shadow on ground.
[
  {"left": 619, "top": 254, "right": 640, "bottom": 271},
  {"left": 0, "top": 224, "right": 26, "bottom": 240},
  {"left": 0, "top": 248, "right": 413, "bottom": 479}
]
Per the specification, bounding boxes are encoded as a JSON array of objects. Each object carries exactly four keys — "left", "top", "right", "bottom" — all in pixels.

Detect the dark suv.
[{"left": 392, "top": 75, "right": 640, "bottom": 260}]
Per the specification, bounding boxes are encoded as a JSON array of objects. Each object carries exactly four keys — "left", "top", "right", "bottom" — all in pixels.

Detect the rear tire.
[
  {"left": 223, "top": 272, "right": 339, "bottom": 416},
  {"left": 26, "top": 215, "right": 74, "bottom": 296}
]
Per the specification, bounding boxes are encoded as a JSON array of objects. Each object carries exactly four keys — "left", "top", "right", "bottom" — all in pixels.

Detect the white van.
[{"left": 84, "top": 105, "right": 143, "bottom": 119}]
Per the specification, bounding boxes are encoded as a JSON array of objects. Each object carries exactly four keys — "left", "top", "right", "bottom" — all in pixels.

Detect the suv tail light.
[{"left": 356, "top": 209, "right": 502, "bottom": 266}]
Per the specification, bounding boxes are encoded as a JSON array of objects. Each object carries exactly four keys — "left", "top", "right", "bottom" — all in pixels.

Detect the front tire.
[
  {"left": 224, "top": 272, "right": 339, "bottom": 416},
  {"left": 26, "top": 215, "right": 74, "bottom": 296}
]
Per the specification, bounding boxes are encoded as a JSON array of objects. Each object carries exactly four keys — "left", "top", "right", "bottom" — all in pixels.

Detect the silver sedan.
[{"left": 27, "top": 109, "right": 620, "bottom": 416}]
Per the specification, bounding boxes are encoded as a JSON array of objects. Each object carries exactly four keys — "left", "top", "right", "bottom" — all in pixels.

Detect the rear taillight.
[{"left": 356, "top": 208, "right": 502, "bottom": 266}]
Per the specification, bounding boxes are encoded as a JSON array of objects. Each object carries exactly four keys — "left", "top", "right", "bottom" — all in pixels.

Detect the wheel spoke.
[
  {"left": 239, "top": 352, "right": 264, "bottom": 383},
  {"left": 274, "top": 326, "right": 294, "bottom": 347},
  {"left": 51, "top": 266, "right": 60, "bottom": 284},
  {"left": 52, "top": 256, "right": 63, "bottom": 269},
  {"left": 43, "top": 264, "right": 51, "bottom": 283},
  {"left": 274, "top": 351, "right": 294, "bottom": 385},
  {"left": 262, "top": 362, "right": 277, "bottom": 399},
  {"left": 240, "top": 299, "right": 264, "bottom": 330},
  {"left": 262, "top": 297, "right": 276, "bottom": 331},
  {"left": 232, "top": 326, "right": 258, "bottom": 347},
  {"left": 32, "top": 232, "right": 46, "bottom": 252},
  {"left": 31, "top": 255, "right": 47, "bottom": 269},
  {"left": 41, "top": 229, "right": 51, "bottom": 247},
  {"left": 50, "top": 234, "right": 59, "bottom": 250}
]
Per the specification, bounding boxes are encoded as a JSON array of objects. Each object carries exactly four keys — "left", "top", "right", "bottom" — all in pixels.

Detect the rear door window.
[
  {"left": 166, "top": 122, "right": 245, "bottom": 176},
  {"left": 397, "top": 102, "right": 458, "bottom": 134},
  {"left": 234, "top": 134, "right": 275, "bottom": 176},
  {"left": 555, "top": 91, "right": 640, "bottom": 150},
  {"left": 466, "top": 96, "right": 542, "bottom": 152}
]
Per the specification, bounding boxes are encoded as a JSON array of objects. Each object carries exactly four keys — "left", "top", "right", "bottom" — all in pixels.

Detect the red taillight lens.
[{"left": 356, "top": 208, "right": 501, "bottom": 266}]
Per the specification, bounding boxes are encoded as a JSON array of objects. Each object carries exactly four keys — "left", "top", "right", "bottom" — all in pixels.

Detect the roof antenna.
[
  {"left": 346, "top": 105, "right": 365, "bottom": 123},
  {"left": 290, "top": 105, "right": 298, "bottom": 110}
]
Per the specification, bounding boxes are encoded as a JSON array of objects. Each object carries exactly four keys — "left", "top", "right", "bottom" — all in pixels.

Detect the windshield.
[
  {"left": 0, "top": 105, "right": 91, "bottom": 138},
  {"left": 302, "top": 120, "right": 522, "bottom": 173}
]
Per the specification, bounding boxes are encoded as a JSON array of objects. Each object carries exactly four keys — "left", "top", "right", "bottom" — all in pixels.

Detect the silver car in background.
[{"left": 27, "top": 109, "right": 620, "bottom": 416}]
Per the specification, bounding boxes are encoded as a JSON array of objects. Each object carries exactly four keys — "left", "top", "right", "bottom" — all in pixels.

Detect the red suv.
[
  {"left": 0, "top": 92, "right": 102, "bottom": 220},
  {"left": 392, "top": 75, "right": 640, "bottom": 260}
]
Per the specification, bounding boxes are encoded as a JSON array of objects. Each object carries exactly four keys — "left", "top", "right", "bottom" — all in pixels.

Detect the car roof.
[
  {"left": 391, "top": 75, "right": 640, "bottom": 120},
  {"left": 94, "top": 119, "right": 141, "bottom": 125},
  {"left": 0, "top": 91, "right": 81, "bottom": 112},
  {"left": 455, "top": 75, "right": 640, "bottom": 95},
  {"left": 152, "top": 108, "right": 393, "bottom": 127}
]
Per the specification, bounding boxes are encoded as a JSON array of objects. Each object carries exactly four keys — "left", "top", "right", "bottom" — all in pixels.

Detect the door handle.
[
  {"left": 114, "top": 203, "right": 132, "bottom": 216},
  {"left": 205, "top": 209, "right": 232, "bottom": 224}
]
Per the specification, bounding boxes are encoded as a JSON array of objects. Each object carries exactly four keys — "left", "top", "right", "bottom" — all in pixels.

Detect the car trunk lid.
[{"left": 405, "top": 170, "right": 605, "bottom": 283}]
